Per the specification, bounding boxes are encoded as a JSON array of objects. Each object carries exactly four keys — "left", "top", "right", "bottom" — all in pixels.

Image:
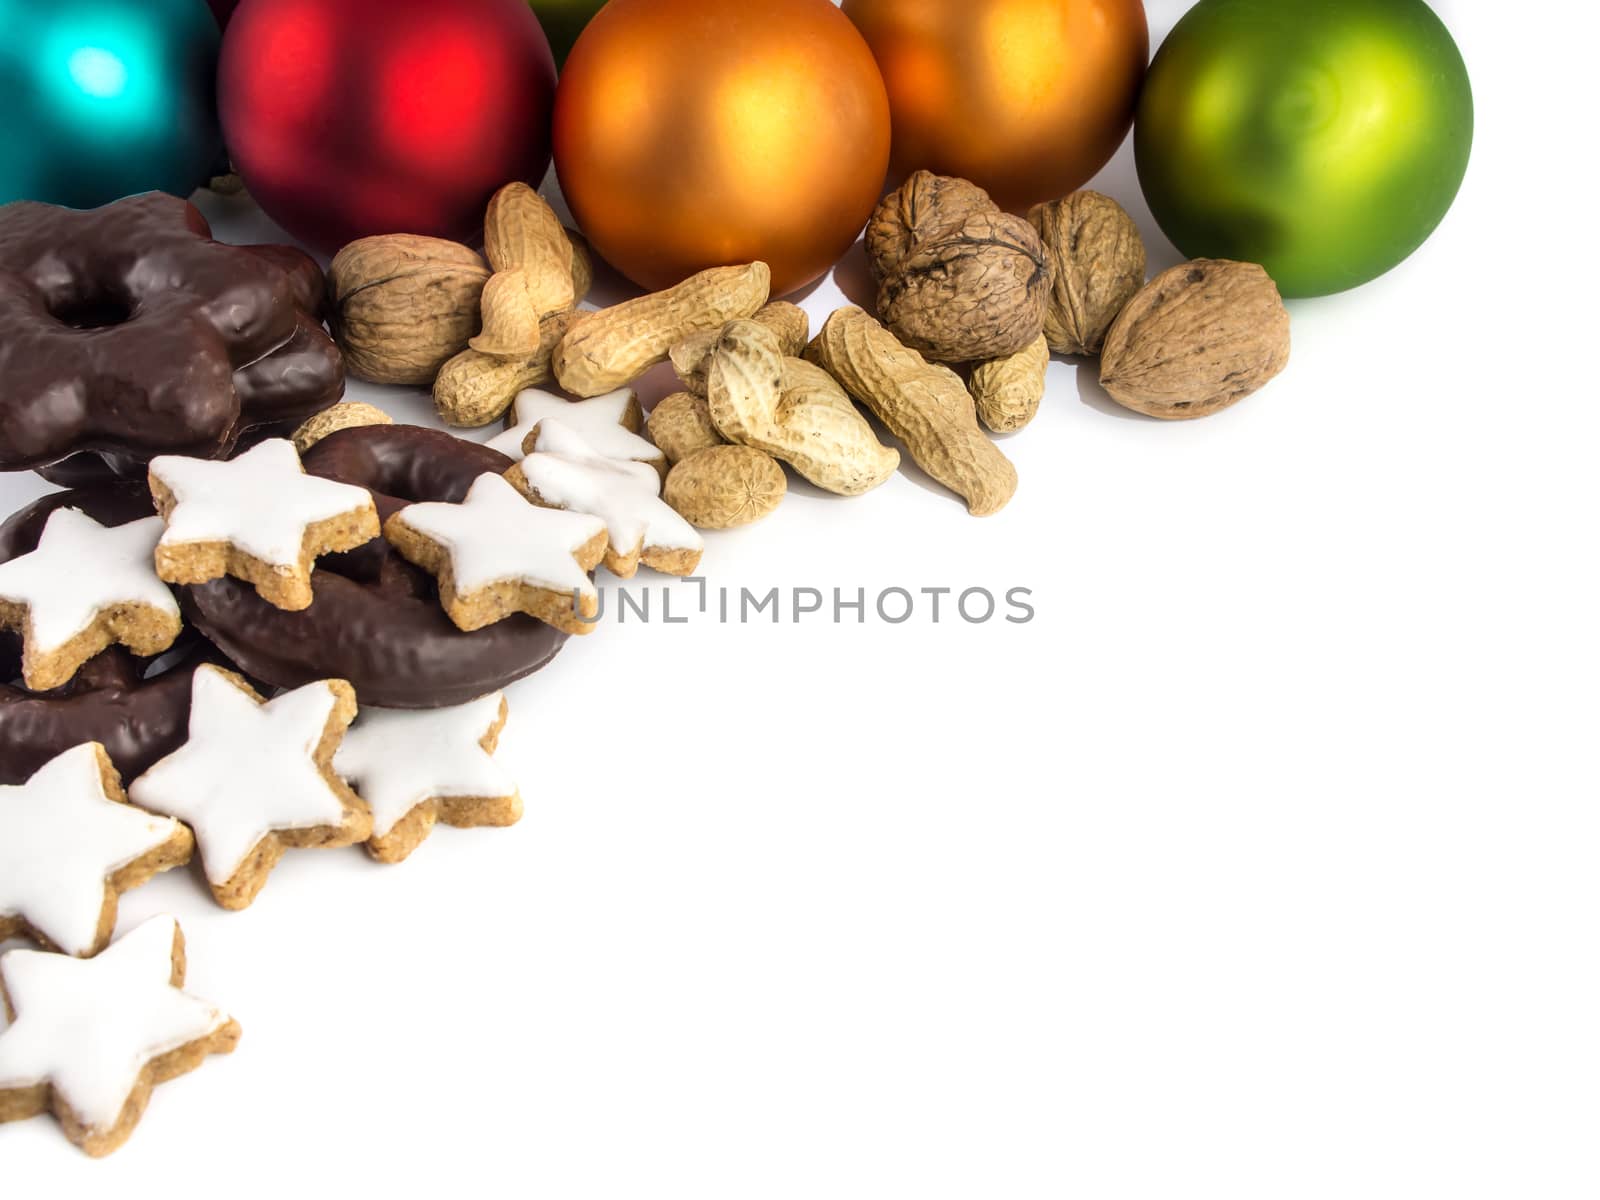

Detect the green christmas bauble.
[
  {"left": 0, "top": 0, "right": 223, "bottom": 209},
  {"left": 1135, "top": 0, "right": 1473, "bottom": 298},
  {"left": 529, "top": 0, "right": 608, "bottom": 68}
]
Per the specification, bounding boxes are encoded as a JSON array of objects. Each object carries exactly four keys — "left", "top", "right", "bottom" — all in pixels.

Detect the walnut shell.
[
  {"left": 328, "top": 235, "right": 489, "bottom": 385},
  {"left": 1028, "top": 191, "right": 1146, "bottom": 357},
  {"left": 664, "top": 445, "right": 787, "bottom": 529},
  {"left": 865, "top": 171, "right": 1048, "bottom": 364},
  {"left": 328, "top": 235, "right": 490, "bottom": 385},
  {"left": 1099, "top": 260, "right": 1290, "bottom": 420}
]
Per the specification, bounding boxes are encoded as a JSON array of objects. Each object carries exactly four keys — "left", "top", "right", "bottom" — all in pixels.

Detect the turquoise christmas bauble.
[
  {"left": 1135, "top": 0, "right": 1473, "bottom": 298},
  {"left": 0, "top": 0, "right": 223, "bottom": 208}
]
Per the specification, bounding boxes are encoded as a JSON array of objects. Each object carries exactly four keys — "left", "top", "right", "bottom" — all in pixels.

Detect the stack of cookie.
[{"left": 0, "top": 193, "right": 708, "bottom": 1156}]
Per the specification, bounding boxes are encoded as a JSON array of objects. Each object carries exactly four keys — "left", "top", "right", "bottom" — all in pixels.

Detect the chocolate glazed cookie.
[
  {"left": 0, "top": 192, "right": 343, "bottom": 483},
  {"left": 179, "top": 425, "right": 571, "bottom": 708},
  {"left": 0, "top": 483, "right": 219, "bottom": 785}
]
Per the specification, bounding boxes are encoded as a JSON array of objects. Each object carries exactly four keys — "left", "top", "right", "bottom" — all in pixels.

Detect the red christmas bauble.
[{"left": 218, "top": 0, "right": 557, "bottom": 253}]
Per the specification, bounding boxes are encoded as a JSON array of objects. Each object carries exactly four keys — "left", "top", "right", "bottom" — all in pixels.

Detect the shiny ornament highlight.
[
  {"left": 0, "top": 0, "right": 223, "bottom": 208},
  {"left": 1135, "top": 0, "right": 1474, "bottom": 298},
  {"left": 218, "top": 0, "right": 557, "bottom": 253},
  {"left": 842, "top": 0, "right": 1149, "bottom": 212},
  {"left": 552, "top": 0, "right": 891, "bottom": 296}
]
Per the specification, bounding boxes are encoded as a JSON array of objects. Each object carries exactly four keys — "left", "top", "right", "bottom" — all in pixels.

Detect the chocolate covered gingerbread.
[{"left": 0, "top": 192, "right": 342, "bottom": 481}]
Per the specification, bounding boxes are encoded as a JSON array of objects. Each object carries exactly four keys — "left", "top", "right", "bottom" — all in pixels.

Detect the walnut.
[
  {"left": 327, "top": 235, "right": 490, "bottom": 386},
  {"left": 864, "top": 171, "right": 1049, "bottom": 364},
  {"left": 1099, "top": 260, "right": 1291, "bottom": 420},
  {"left": 1028, "top": 191, "right": 1146, "bottom": 357}
]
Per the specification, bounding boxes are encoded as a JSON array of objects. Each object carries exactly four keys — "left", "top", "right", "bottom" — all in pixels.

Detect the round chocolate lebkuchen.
[{"left": 0, "top": 192, "right": 343, "bottom": 484}]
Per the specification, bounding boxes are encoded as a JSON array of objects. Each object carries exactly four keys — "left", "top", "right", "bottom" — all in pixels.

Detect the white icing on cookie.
[
  {"left": 149, "top": 438, "right": 375, "bottom": 569},
  {"left": 488, "top": 387, "right": 662, "bottom": 466},
  {"left": 517, "top": 420, "right": 704, "bottom": 556},
  {"left": 0, "top": 509, "right": 178, "bottom": 656},
  {"left": 0, "top": 915, "right": 231, "bottom": 1134},
  {"left": 392, "top": 472, "right": 606, "bottom": 607},
  {"left": 0, "top": 744, "right": 186, "bottom": 957},
  {"left": 128, "top": 666, "right": 354, "bottom": 885},
  {"left": 333, "top": 693, "right": 516, "bottom": 838}
]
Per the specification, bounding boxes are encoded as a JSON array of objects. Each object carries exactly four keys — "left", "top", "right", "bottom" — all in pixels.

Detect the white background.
[{"left": 4, "top": 2, "right": 1597, "bottom": 1195}]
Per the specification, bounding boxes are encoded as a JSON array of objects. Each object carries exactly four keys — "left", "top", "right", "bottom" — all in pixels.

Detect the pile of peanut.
[{"left": 323, "top": 173, "right": 1291, "bottom": 531}]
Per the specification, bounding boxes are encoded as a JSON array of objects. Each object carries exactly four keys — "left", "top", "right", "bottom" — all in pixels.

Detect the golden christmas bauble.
[
  {"left": 842, "top": 0, "right": 1149, "bottom": 211},
  {"left": 552, "top": 0, "right": 892, "bottom": 296}
]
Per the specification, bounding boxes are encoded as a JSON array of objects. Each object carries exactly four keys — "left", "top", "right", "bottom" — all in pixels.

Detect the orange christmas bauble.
[
  {"left": 841, "top": 0, "right": 1149, "bottom": 212},
  {"left": 552, "top": 0, "right": 891, "bottom": 296}
]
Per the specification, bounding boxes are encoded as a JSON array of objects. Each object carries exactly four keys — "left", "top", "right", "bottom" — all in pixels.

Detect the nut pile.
[
  {"left": 327, "top": 183, "right": 594, "bottom": 427},
  {"left": 324, "top": 169, "right": 1293, "bottom": 541},
  {"left": 1020, "top": 183, "right": 1290, "bottom": 422}
]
